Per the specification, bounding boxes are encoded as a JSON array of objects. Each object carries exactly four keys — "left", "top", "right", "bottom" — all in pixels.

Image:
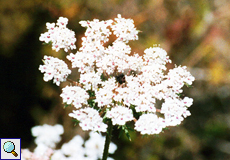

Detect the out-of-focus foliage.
[{"left": 0, "top": 0, "right": 230, "bottom": 159}]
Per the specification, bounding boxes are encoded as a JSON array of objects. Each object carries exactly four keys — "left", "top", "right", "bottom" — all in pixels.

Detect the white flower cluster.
[
  {"left": 31, "top": 124, "right": 64, "bottom": 148},
  {"left": 39, "top": 17, "right": 76, "bottom": 52},
  {"left": 22, "top": 124, "right": 117, "bottom": 160},
  {"left": 111, "top": 14, "right": 139, "bottom": 42},
  {"left": 60, "top": 86, "right": 89, "bottom": 109},
  {"left": 39, "top": 56, "right": 71, "bottom": 86},
  {"left": 161, "top": 97, "right": 193, "bottom": 126},
  {"left": 66, "top": 14, "right": 138, "bottom": 75},
  {"left": 39, "top": 14, "right": 195, "bottom": 135},
  {"left": 22, "top": 124, "right": 63, "bottom": 160},
  {"left": 106, "top": 105, "right": 134, "bottom": 125},
  {"left": 55, "top": 131, "right": 117, "bottom": 160},
  {"left": 94, "top": 77, "right": 117, "bottom": 107},
  {"left": 69, "top": 108, "right": 108, "bottom": 132},
  {"left": 134, "top": 114, "right": 166, "bottom": 135}
]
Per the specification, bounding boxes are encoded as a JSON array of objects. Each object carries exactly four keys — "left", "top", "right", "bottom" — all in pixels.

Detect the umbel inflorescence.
[{"left": 39, "top": 15, "right": 195, "bottom": 135}]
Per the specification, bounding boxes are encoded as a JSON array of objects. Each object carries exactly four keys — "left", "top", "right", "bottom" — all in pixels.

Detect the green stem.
[{"left": 102, "top": 120, "right": 113, "bottom": 160}]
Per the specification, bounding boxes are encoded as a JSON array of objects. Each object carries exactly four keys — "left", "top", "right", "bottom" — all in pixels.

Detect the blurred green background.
[{"left": 0, "top": 0, "right": 230, "bottom": 159}]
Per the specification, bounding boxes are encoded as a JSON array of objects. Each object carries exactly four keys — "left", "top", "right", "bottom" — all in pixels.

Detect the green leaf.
[
  {"left": 42, "top": 41, "right": 52, "bottom": 45},
  {"left": 72, "top": 119, "right": 80, "bottom": 126},
  {"left": 126, "top": 125, "right": 135, "bottom": 132},
  {"left": 63, "top": 103, "right": 71, "bottom": 108},
  {"left": 125, "top": 128, "right": 132, "bottom": 141},
  {"left": 185, "top": 83, "right": 193, "bottom": 88},
  {"left": 118, "top": 125, "right": 132, "bottom": 141},
  {"left": 141, "top": 134, "right": 148, "bottom": 138}
]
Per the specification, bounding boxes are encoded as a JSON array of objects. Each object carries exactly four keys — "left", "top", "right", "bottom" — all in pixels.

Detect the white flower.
[
  {"left": 114, "top": 76, "right": 139, "bottom": 106},
  {"left": 79, "top": 19, "right": 113, "bottom": 44},
  {"left": 95, "top": 77, "right": 117, "bottom": 107},
  {"left": 111, "top": 14, "right": 138, "bottom": 43},
  {"left": 134, "top": 114, "right": 166, "bottom": 135},
  {"left": 127, "top": 53, "right": 143, "bottom": 71},
  {"left": 39, "top": 17, "right": 76, "bottom": 52},
  {"left": 39, "top": 56, "right": 71, "bottom": 86},
  {"left": 57, "top": 17, "right": 68, "bottom": 27},
  {"left": 33, "top": 144, "right": 54, "bottom": 160},
  {"left": 31, "top": 124, "right": 64, "bottom": 148},
  {"left": 143, "top": 47, "right": 171, "bottom": 65},
  {"left": 69, "top": 108, "right": 107, "bottom": 132},
  {"left": 183, "top": 97, "right": 193, "bottom": 107},
  {"left": 95, "top": 88, "right": 114, "bottom": 107},
  {"left": 84, "top": 132, "right": 117, "bottom": 159},
  {"left": 99, "top": 41, "right": 131, "bottom": 73},
  {"left": 61, "top": 135, "right": 85, "bottom": 159},
  {"left": 51, "top": 150, "right": 67, "bottom": 160},
  {"left": 60, "top": 86, "right": 89, "bottom": 109},
  {"left": 161, "top": 97, "right": 191, "bottom": 126},
  {"left": 79, "top": 71, "right": 102, "bottom": 91},
  {"left": 106, "top": 105, "right": 134, "bottom": 125},
  {"left": 166, "top": 66, "right": 195, "bottom": 88}
]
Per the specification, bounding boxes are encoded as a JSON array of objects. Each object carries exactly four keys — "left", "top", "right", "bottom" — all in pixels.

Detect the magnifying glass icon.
[{"left": 3, "top": 141, "right": 18, "bottom": 157}]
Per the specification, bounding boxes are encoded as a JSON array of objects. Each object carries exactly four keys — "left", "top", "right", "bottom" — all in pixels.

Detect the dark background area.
[{"left": 0, "top": 0, "right": 230, "bottom": 159}]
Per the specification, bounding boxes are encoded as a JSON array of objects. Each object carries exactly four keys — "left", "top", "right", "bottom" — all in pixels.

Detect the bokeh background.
[{"left": 1, "top": 0, "right": 230, "bottom": 159}]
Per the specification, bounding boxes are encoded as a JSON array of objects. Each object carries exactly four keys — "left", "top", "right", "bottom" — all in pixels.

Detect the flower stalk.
[{"left": 102, "top": 120, "right": 113, "bottom": 160}]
